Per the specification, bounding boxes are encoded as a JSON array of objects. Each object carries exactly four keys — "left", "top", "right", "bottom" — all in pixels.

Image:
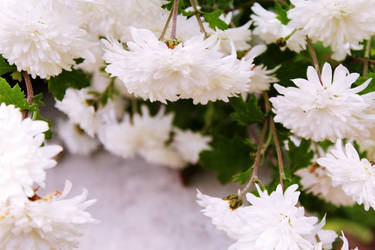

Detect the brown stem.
[
  {"left": 239, "top": 118, "right": 269, "bottom": 198},
  {"left": 306, "top": 36, "right": 321, "bottom": 81},
  {"left": 159, "top": 8, "right": 174, "bottom": 41},
  {"left": 263, "top": 92, "right": 285, "bottom": 189},
  {"left": 350, "top": 56, "right": 375, "bottom": 65},
  {"left": 170, "top": 0, "right": 180, "bottom": 40},
  {"left": 363, "top": 39, "right": 371, "bottom": 76},
  {"left": 189, "top": 0, "right": 208, "bottom": 37},
  {"left": 22, "top": 71, "right": 34, "bottom": 119}
]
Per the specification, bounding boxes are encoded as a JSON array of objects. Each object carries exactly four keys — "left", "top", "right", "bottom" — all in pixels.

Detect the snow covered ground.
[{"left": 45, "top": 151, "right": 237, "bottom": 250}]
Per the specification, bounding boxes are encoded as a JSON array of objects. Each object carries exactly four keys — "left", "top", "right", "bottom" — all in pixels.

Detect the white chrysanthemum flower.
[
  {"left": 103, "top": 27, "right": 251, "bottom": 104},
  {"left": 242, "top": 44, "right": 279, "bottom": 94},
  {"left": 317, "top": 141, "right": 375, "bottom": 211},
  {"left": 56, "top": 119, "right": 99, "bottom": 156},
  {"left": 340, "top": 232, "right": 359, "bottom": 250},
  {"left": 0, "top": 0, "right": 94, "bottom": 79},
  {"left": 139, "top": 146, "right": 186, "bottom": 169},
  {"left": 288, "top": 0, "right": 375, "bottom": 61},
  {"left": 296, "top": 165, "right": 354, "bottom": 206},
  {"left": 0, "top": 180, "right": 97, "bottom": 250},
  {"left": 55, "top": 88, "right": 97, "bottom": 137},
  {"left": 251, "top": 3, "right": 306, "bottom": 53},
  {"left": 270, "top": 63, "right": 375, "bottom": 142},
  {"left": 307, "top": 216, "right": 337, "bottom": 250},
  {"left": 358, "top": 138, "right": 375, "bottom": 162},
  {"left": 98, "top": 106, "right": 174, "bottom": 161},
  {"left": 171, "top": 129, "right": 211, "bottom": 164},
  {"left": 196, "top": 191, "right": 246, "bottom": 240},
  {"left": 198, "top": 184, "right": 330, "bottom": 250},
  {"left": 0, "top": 104, "right": 62, "bottom": 201}
]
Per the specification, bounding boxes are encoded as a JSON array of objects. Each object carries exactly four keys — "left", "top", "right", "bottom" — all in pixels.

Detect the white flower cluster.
[
  {"left": 198, "top": 184, "right": 340, "bottom": 250},
  {"left": 0, "top": 103, "right": 96, "bottom": 249},
  {"left": 250, "top": 0, "right": 375, "bottom": 60}
]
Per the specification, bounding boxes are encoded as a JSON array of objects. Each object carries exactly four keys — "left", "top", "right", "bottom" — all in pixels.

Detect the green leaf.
[
  {"left": 0, "top": 55, "right": 16, "bottom": 76},
  {"left": 232, "top": 167, "right": 252, "bottom": 184},
  {"left": 0, "top": 77, "right": 30, "bottom": 110},
  {"left": 204, "top": 10, "right": 228, "bottom": 31},
  {"left": 274, "top": 2, "right": 290, "bottom": 25},
  {"left": 200, "top": 136, "right": 254, "bottom": 183},
  {"left": 48, "top": 69, "right": 91, "bottom": 101},
  {"left": 286, "top": 138, "right": 314, "bottom": 172},
  {"left": 230, "top": 96, "right": 264, "bottom": 126}
]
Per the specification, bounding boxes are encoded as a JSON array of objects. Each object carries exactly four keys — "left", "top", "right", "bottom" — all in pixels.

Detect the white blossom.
[
  {"left": 0, "top": 104, "right": 62, "bottom": 201},
  {"left": 0, "top": 0, "right": 94, "bottom": 79},
  {"left": 139, "top": 146, "right": 186, "bottom": 169},
  {"left": 296, "top": 165, "right": 354, "bottom": 206},
  {"left": 288, "top": 0, "right": 375, "bottom": 60},
  {"left": 55, "top": 88, "right": 97, "bottom": 137},
  {"left": 171, "top": 129, "right": 211, "bottom": 164},
  {"left": 103, "top": 27, "right": 251, "bottom": 104},
  {"left": 56, "top": 119, "right": 99, "bottom": 156},
  {"left": 251, "top": 3, "right": 306, "bottom": 53},
  {"left": 340, "top": 232, "right": 359, "bottom": 250},
  {"left": 270, "top": 63, "right": 375, "bottom": 142},
  {"left": 0, "top": 180, "right": 97, "bottom": 250},
  {"left": 317, "top": 141, "right": 375, "bottom": 211},
  {"left": 198, "top": 184, "right": 333, "bottom": 250}
]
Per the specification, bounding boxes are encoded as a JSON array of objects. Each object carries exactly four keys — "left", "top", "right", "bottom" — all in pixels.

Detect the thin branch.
[
  {"left": 363, "top": 39, "right": 371, "bottom": 76},
  {"left": 306, "top": 36, "right": 321, "bottom": 81},
  {"left": 189, "top": 0, "right": 208, "bottom": 37},
  {"left": 263, "top": 92, "right": 285, "bottom": 189},
  {"left": 159, "top": 8, "right": 174, "bottom": 41},
  {"left": 239, "top": 118, "right": 269, "bottom": 198},
  {"left": 350, "top": 56, "right": 375, "bottom": 65},
  {"left": 170, "top": 0, "right": 180, "bottom": 40},
  {"left": 22, "top": 71, "right": 34, "bottom": 119}
]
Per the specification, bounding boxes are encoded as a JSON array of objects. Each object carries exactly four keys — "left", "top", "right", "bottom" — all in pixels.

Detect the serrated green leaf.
[
  {"left": 200, "top": 136, "right": 254, "bottom": 183},
  {"left": 232, "top": 167, "right": 252, "bottom": 184},
  {"left": 353, "top": 72, "right": 375, "bottom": 95},
  {"left": 48, "top": 69, "right": 91, "bottom": 101},
  {"left": 274, "top": 2, "right": 290, "bottom": 25},
  {"left": 204, "top": 10, "right": 228, "bottom": 31},
  {"left": 0, "top": 77, "right": 30, "bottom": 110},
  {"left": 230, "top": 96, "right": 264, "bottom": 126},
  {"left": 0, "top": 55, "right": 16, "bottom": 76},
  {"left": 286, "top": 138, "right": 314, "bottom": 172}
]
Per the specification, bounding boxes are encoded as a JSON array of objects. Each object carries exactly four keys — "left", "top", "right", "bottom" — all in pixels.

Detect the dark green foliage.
[
  {"left": 0, "top": 56, "right": 16, "bottom": 76},
  {"left": 48, "top": 69, "right": 91, "bottom": 101},
  {"left": 200, "top": 136, "right": 255, "bottom": 183},
  {"left": 204, "top": 10, "right": 228, "bottom": 30},
  {"left": 286, "top": 138, "right": 314, "bottom": 172},
  {"left": 230, "top": 96, "right": 264, "bottom": 126}
]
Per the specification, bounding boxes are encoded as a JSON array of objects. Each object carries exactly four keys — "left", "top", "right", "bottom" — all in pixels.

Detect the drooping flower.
[
  {"left": 317, "top": 141, "right": 375, "bottom": 210},
  {"left": 270, "top": 63, "right": 375, "bottom": 142},
  {"left": 0, "top": 180, "right": 97, "bottom": 250},
  {"left": 288, "top": 0, "right": 375, "bottom": 60},
  {"left": 55, "top": 88, "right": 97, "bottom": 137},
  {"left": 103, "top": 27, "right": 251, "bottom": 104},
  {"left": 171, "top": 129, "right": 211, "bottom": 164},
  {"left": 0, "top": 103, "right": 62, "bottom": 201},
  {"left": 198, "top": 184, "right": 335, "bottom": 250},
  {"left": 296, "top": 164, "right": 354, "bottom": 206},
  {"left": 56, "top": 119, "right": 99, "bottom": 156},
  {"left": 251, "top": 3, "right": 306, "bottom": 53},
  {"left": 0, "top": 0, "right": 94, "bottom": 79}
]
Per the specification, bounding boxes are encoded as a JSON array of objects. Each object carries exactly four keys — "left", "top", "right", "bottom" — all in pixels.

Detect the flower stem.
[
  {"left": 306, "top": 36, "right": 321, "bottom": 81},
  {"left": 239, "top": 117, "right": 269, "bottom": 198},
  {"left": 22, "top": 71, "right": 34, "bottom": 119},
  {"left": 170, "top": 0, "right": 180, "bottom": 40},
  {"left": 263, "top": 92, "right": 285, "bottom": 189},
  {"left": 159, "top": 8, "right": 174, "bottom": 41},
  {"left": 189, "top": 0, "right": 208, "bottom": 37},
  {"left": 363, "top": 39, "right": 371, "bottom": 76}
]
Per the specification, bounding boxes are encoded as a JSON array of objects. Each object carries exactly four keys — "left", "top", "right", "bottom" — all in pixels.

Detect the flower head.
[
  {"left": 317, "top": 141, "right": 375, "bottom": 210},
  {"left": 103, "top": 27, "right": 251, "bottom": 104},
  {"left": 0, "top": 0, "right": 94, "bottom": 79},
  {"left": 0, "top": 180, "right": 97, "bottom": 250},
  {"left": 288, "top": 0, "right": 375, "bottom": 60},
  {"left": 270, "top": 63, "right": 375, "bottom": 141},
  {"left": 0, "top": 104, "right": 62, "bottom": 201}
]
